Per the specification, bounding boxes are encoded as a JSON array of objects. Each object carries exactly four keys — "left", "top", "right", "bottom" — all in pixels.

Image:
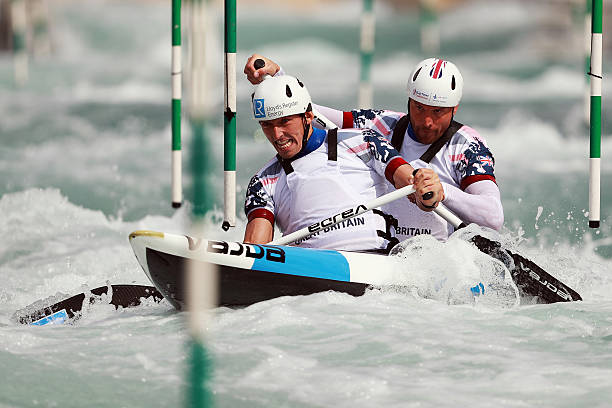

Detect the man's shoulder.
[
  {"left": 349, "top": 109, "right": 406, "bottom": 138},
  {"left": 351, "top": 108, "right": 405, "bottom": 119},
  {"left": 337, "top": 127, "right": 371, "bottom": 138},
  {"left": 336, "top": 127, "right": 382, "bottom": 145},
  {"left": 454, "top": 124, "right": 487, "bottom": 145},
  {"left": 352, "top": 108, "right": 405, "bottom": 123},
  {"left": 254, "top": 156, "right": 282, "bottom": 179}
]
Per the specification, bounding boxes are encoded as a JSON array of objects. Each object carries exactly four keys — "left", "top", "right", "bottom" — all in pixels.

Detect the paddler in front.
[{"left": 244, "top": 74, "right": 444, "bottom": 252}]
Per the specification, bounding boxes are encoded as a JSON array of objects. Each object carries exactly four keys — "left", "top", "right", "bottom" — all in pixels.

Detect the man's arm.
[
  {"left": 360, "top": 130, "right": 442, "bottom": 211},
  {"left": 244, "top": 218, "right": 274, "bottom": 244},
  {"left": 243, "top": 55, "right": 393, "bottom": 133},
  {"left": 243, "top": 173, "right": 277, "bottom": 243},
  {"left": 311, "top": 104, "right": 347, "bottom": 129},
  {"left": 441, "top": 180, "right": 504, "bottom": 231},
  {"left": 244, "top": 54, "right": 281, "bottom": 84},
  {"left": 448, "top": 129, "right": 503, "bottom": 230}
]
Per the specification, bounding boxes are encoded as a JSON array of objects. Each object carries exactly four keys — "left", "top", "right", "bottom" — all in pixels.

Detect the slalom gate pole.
[
  {"left": 11, "top": 0, "right": 28, "bottom": 86},
  {"left": 359, "top": 0, "right": 374, "bottom": 108},
  {"left": 584, "top": 0, "right": 592, "bottom": 123},
  {"left": 588, "top": 0, "right": 602, "bottom": 228},
  {"left": 172, "top": 0, "right": 183, "bottom": 208},
  {"left": 419, "top": 0, "right": 440, "bottom": 54},
  {"left": 222, "top": 0, "right": 237, "bottom": 231},
  {"left": 31, "top": 0, "right": 51, "bottom": 56},
  {"left": 186, "top": 0, "right": 217, "bottom": 406}
]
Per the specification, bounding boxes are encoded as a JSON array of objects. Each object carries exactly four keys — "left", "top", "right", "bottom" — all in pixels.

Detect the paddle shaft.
[{"left": 270, "top": 184, "right": 416, "bottom": 245}]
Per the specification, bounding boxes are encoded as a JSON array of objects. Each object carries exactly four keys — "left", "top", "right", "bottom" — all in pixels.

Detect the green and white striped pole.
[
  {"left": 419, "top": 0, "right": 440, "bottom": 55},
  {"left": 31, "top": 0, "right": 50, "bottom": 56},
  {"left": 359, "top": 0, "right": 374, "bottom": 108},
  {"left": 172, "top": 0, "right": 183, "bottom": 208},
  {"left": 588, "top": 0, "right": 602, "bottom": 229},
  {"left": 11, "top": 0, "right": 28, "bottom": 86},
  {"left": 584, "top": 0, "right": 592, "bottom": 123},
  {"left": 186, "top": 0, "right": 217, "bottom": 406},
  {"left": 222, "top": 0, "right": 236, "bottom": 231}
]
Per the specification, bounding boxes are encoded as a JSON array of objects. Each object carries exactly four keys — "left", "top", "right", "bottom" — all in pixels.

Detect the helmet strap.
[
  {"left": 299, "top": 114, "right": 311, "bottom": 155},
  {"left": 407, "top": 99, "right": 416, "bottom": 135}
]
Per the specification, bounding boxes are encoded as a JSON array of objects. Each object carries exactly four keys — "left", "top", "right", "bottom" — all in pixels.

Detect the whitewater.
[{"left": 1, "top": 0, "right": 612, "bottom": 406}]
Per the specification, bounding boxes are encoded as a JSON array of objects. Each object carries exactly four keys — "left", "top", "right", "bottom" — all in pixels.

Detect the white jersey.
[
  {"left": 245, "top": 127, "right": 408, "bottom": 251},
  {"left": 347, "top": 109, "right": 497, "bottom": 241}
]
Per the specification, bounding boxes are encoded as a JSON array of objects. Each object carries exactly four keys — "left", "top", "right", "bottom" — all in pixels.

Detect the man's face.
[
  {"left": 409, "top": 99, "right": 458, "bottom": 145},
  {"left": 260, "top": 112, "right": 312, "bottom": 159}
]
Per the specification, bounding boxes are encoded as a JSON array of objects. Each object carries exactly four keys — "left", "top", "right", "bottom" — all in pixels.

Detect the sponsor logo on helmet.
[
  {"left": 253, "top": 98, "right": 265, "bottom": 118},
  {"left": 432, "top": 93, "right": 448, "bottom": 103},
  {"left": 263, "top": 100, "right": 299, "bottom": 119},
  {"left": 412, "top": 88, "right": 430, "bottom": 101}
]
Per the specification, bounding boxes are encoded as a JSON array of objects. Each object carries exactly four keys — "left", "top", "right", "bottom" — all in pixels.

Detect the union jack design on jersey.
[
  {"left": 429, "top": 59, "right": 445, "bottom": 79},
  {"left": 478, "top": 156, "right": 494, "bottom": 167}
]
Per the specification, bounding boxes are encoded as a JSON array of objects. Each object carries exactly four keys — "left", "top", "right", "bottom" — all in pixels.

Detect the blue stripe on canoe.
[
  {"left": 253, "top": 246, "right": 351, "bottom": 282},
  {"left": 31, "top": 309, "right": 68, "bottom": 326}
]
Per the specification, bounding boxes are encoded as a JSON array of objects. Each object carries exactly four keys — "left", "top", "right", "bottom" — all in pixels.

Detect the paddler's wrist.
[{"left": 389, "top": 161, "right": 415, "bottom": 188}]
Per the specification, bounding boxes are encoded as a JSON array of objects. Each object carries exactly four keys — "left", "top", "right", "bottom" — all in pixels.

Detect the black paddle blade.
[
  {"left": 470, "top": 235, "right": 582, "bottom": 304},
  {"left": 13, "top": 284, "right": 163, "bottom": 325}
]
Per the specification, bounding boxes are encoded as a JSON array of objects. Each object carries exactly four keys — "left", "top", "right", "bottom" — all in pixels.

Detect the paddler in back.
[{"left": 244, "top": 74, "right": 443, "bottom": 251}]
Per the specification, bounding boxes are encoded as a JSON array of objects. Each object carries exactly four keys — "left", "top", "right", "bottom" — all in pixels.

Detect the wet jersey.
[
  {"left": 345, "top": 109, "right": 497, "bottom": 241},
  {"left": 245, "top": 127, "right": 407, "bottom": 250}
]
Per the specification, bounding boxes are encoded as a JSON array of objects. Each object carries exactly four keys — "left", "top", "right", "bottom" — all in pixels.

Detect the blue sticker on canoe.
[
  {"left": 31, "top": 309, "right": 68, "bottom": 326},
  {"left": 253, "top": 246, "right": 350, "bottom": 282}
]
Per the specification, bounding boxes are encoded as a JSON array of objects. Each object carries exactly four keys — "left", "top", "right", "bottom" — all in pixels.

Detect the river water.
[{"left": 1, "top": 0, "right": 611, "bottom": 407}]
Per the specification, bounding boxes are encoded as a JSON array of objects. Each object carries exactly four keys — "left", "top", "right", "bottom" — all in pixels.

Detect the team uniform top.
[
  {"left": 245, "top": 127, "right": 408, "bottom": 251},
  {"left": 341, "top": 109, "right": 497, "bottom": 241}
]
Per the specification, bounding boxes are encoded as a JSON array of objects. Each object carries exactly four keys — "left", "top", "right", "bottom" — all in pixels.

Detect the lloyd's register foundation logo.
[{"left": 253, "top": 98, "right": 265, "bottom": 118}]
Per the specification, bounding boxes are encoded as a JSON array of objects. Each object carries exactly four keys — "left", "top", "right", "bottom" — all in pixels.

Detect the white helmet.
[
  {"left": 407, "top": 58, "right": 463, "bottom": 107},
  {"left": 251, "top": 75, "right": 312, "bottom": 121}
]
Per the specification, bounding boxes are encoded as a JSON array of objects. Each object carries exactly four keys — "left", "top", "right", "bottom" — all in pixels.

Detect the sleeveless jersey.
[
  {"left": 348, "top": 109, "right": 496, "bottom": 241},
  {"left": 245, "top": 127, "right": 407, "bottom": 250}
]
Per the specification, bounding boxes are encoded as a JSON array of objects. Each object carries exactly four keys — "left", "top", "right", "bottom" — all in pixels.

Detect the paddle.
[
  {"left": 13, "top": 284, "right": 163, "bottom": 325},
  {"left": 434, "top": 204, "right": 582, "bottom": 303}
]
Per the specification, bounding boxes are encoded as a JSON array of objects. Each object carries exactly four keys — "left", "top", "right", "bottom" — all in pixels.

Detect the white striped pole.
[
  {"left": 359, "top": 0, "right": 374, "bottom": 108},
  {"left": 222, "top": 0, "right": 237, "bottom": 231},
  {"left": 584, "top": 0, "right": 592, "bottom": 123},
  {"left": 588, "top": 0, "right": 602, "bottom": 229},
  {"left": 30, "top": 0, "right": 50, "bottom": 56},
  {"left": 11, "top": 0, "right": 28, "bottom": 86},
  {"left": 172, "top": 0, "right": 183, "bottom": 209},
  {"left": 186, "top": 0, "right": 217, "bottom": 406},
  {"left": 419, "top": 0, "right": 440, "bottom": 55}
]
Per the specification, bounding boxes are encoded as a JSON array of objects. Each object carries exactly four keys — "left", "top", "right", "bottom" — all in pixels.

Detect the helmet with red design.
[{"left": 407, "top": 58, "right": 463, "bottom": 107}]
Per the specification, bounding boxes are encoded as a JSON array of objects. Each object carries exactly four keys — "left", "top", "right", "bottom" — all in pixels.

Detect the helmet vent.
[
  {"left": 451, "top": 76, "right": 456, "bottom": 90},
  {"left": 286, "top": 85, "right": 292, "bottom": 97},
  {"left": 413, "top": 67, "right": 422, "bottom": 82},
  {"left": 297, "top": 79, "right": 304, "bottom": 88}
]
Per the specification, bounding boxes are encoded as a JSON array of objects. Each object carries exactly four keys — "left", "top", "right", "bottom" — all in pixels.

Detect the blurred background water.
[{"left": 1, "top": 0, "right": 612, "bottom": 407}]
